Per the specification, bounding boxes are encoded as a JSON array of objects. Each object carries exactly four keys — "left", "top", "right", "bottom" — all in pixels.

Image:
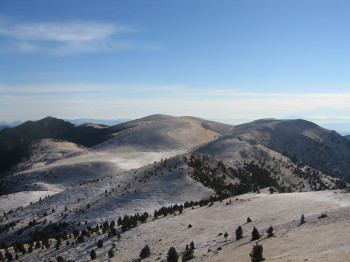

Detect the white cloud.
[{"left": 0, "top": 17, "right": 159, "bottom": 55}]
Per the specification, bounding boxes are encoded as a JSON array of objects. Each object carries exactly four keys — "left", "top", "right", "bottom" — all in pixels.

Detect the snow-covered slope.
[
  {"left": 1, "top": 115, "right": 232, "bottom": 194},
  {"left": 1, "top": 115, "right": 350, "bottom": 262},
  {"left": 0, "top": 155, "right": 215, "bottom": 246},
  {"left": 92, "top": 115, "right": 232, "bottom": 152},
  {"left": 230, "top": 119, "right": 350, "bottom": 178},
  {"left": 196, "top": 136, "right": 341, "bottom": 192},
  {"left": 2, "top": 190, "right": 350, "bottom": 262}
]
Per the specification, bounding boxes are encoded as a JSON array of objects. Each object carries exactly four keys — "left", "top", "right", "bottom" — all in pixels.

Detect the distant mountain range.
[
  {"left": 0, "top": 121, "right": 23, "bottom": 127},
  {"left": 0, "top": 118, "right": 130, "bottom": 129},
  {"left": 0, "top": 121, "right": 23, "bottom": 131},
  {"left": 64, "top": 118, "right": 131, "bottom": 126}
]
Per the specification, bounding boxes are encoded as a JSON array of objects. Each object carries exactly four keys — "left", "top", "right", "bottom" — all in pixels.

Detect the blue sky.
[{"left": 0, "top": 0, "right": 349, "bottom": 126}]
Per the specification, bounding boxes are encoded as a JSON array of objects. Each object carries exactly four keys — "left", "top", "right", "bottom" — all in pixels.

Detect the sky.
[{"left": 0, "top": 0, "right": 349, "bottom": 129}]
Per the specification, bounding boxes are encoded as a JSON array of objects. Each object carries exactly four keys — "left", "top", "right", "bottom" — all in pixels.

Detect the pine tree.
[
  {"left": 300, "top": 214, "right": 305, "bottom": 225},
  {"left": 190, "top": 241, "right": 195, "bottom": 250},
  {"left": 97, "top": 239, "right": 103, "bottom": 248},
  {"left": 224, "top": 232, "right": 228, "bottom": 238},
  {"left": 55, "top": 236, "right": 62, "bottom": 250},
  {"left": 250, "top": 243, "right": 265, "bottom": 262},
  {"left": 90, "top": 249, "right": 96, "bottom": 260},
  {"left": 167, "top": 247, "right": 179, "bottom": 262},
  {"left": 267, "top": 226, "right": 274, "bottom": 237},
  {"left": 235, "top": 226, "right": 243, "bottom": 240},
  {"left": 77, "top": 235, "right": 84, "bottom": 243},
  {"left": 56, "top": 256, "right": 64, "bottom": 262},
  {"left": 4, "top": 251, "right": 12, "bottom": 261},
  {"left": 139, "top": 245, "right": 151, "bottom": 259},
  {"left": 110, "top": 227, "right": 117, "bottom": 236},
  {"left": 108, "top": 249, "right": 114, "bottom": 258},
  {"left": 35, "top": 241, "right": 41, "bottom": 249},
  {"left": 251, "top": 227, "right": 260, "bottom": 241},
  {"left": 182, "top": 247, "right": 194, "bottom": 261},
  {"left": 247, "top": 217, "right": 252, "bottom": 223}
]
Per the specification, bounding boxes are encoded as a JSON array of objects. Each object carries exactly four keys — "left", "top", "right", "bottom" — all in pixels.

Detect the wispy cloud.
[
  {"left": 1, "top": 82, "right": 349, "bottom": 121},
  {"left": 0, "top": 83, "right": 107, "bottom": 94},
  {"left": 0, "top": 16, "right": 159, "bottom": 55}
]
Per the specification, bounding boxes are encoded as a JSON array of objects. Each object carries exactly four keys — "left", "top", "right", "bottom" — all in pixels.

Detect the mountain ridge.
[{"left": 0, "top": 114, "right": 349, "bottom": 261}]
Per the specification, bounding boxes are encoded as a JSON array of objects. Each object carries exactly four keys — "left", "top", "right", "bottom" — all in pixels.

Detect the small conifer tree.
[
  {"left": 235, "top": 225, "right": 243, "bottom": 240},
  {"left": 250, "top": 243, "right": 265, "bottom": 262},
  {"left": 167, "top": 246, "right": 179, "bottom": 262},
  {"left": 55, "top": 237, "right": 62, "bottom": 250},
  {"left": 300, "top": 214, "right": 305, "bottom": 225},
  {"left": 5, "top": 251, "right": 12, "bottom": 261},
  {"left": 97, "top": 240, "right": 103, "bottom": 248},
  {"left": 190, "top": 241, "right": 195, "bottom": 250},
  {"left": 182, "top": 247, "right": 194, "bottom": 261},
  {"left": 108, "top": 249, "right": 114, "bottom": 258},
  {"left": 140, "top": 245, "right": 151, "bottom": 259},
  {"left": 35, "top": 241, "right": 41, "bottom": 249},
  {"left": 267, "top": 226, "right": 274, "bottom": 237},
  {"left": 247, "top": 217, "right": 252, "bottom": 223},
  {"left": 57, "top": 256, "right": 64, "bottom": 262},
  {"left": 251, "top": 227, "right": 260, "bottom": 241},
  {"left": 90, "top": 249, "right": 96, "bottom": 260}
]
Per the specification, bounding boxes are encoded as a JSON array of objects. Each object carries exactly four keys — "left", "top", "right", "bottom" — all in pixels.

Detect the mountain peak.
[{"left": 138, "top": 114, "right": 176, "bottom": 122}]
